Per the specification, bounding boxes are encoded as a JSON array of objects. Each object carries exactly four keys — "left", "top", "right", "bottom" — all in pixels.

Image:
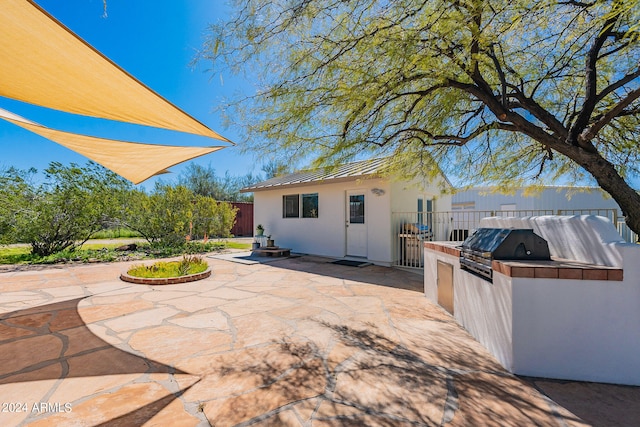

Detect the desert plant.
[
  {"left": 2, "top": 162, "right": 132, "bottom": 256},
  {"left": 127, "top": 255, "right": 208, "bottom": 278},
  {"left": 122, "top": 184, "right": 193, "bottom": 245}
]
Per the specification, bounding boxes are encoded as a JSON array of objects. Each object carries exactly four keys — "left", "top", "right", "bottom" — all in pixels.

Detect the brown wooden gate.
[{"left": 230, "top": 202, "right": 254, "bottom": 236}]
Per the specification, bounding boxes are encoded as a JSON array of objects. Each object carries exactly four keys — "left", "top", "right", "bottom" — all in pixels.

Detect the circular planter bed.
[
  {"left": 120, "top": 267, "right": 211, "bottom": 285},
  {"left": 120, "top": 256, "right": 211, "bottom": 285}
]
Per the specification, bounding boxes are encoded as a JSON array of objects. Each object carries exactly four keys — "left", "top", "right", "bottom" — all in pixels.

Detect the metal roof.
[{"left": 241, "top": 158, "right": 389, "bottom": 192}]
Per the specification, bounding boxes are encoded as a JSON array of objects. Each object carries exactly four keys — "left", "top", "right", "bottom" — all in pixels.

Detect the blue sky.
[{"left": 0, "top": 0, "right": 256, "bottom": 188}]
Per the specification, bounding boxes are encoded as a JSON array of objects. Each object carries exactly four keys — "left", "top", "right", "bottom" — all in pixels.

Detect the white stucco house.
[{"left": 241, "top": 158, "right": 451, "bottom": 266}]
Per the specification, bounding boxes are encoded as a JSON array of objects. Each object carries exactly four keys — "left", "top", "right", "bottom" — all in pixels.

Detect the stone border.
[{"left": 120, "top": 267, "right": 212, "bottom": 285}]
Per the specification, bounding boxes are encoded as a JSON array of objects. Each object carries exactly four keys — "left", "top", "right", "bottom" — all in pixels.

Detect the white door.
[{"left": 346, "top": 191, "right": 367, "bottom": 257}]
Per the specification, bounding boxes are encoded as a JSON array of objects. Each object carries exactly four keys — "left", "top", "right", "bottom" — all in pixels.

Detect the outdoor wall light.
[{"left": 371, "top": 188, "right": 385, "bottom": 196}]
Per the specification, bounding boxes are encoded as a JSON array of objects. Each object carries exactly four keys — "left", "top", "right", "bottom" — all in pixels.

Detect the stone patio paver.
[{"left": 0, "top": 255, "right": 638, "bottom": 426}]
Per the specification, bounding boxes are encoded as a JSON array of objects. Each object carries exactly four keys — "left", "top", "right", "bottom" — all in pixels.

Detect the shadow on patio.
[
  {"left": 0, "top": 297, "right": 198, "bottom": 425},
  {"left": 197, "top": 318, "right": 584, "bottom": 426},
  {"left": 259, "top": 254, "right": 425, "bottom": 293}
]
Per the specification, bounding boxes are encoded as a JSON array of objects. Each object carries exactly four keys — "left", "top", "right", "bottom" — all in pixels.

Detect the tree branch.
[
  {"left": 558, "top": 1, "right": 595, "bottom": 7},
  {"left": 488, "top": 44, "right": 508, "bottom": 108},
  {"left": 597, "top": 40, "right": 631, "bottom": 60},
  {"left": 387, "top": 121, "right": 520, "bottom": 148},
  {"left": 568, "top": 8, "right": 621, "bottom": 145},
  {"left": 509, "top": 92, "right": 568, "bottom": 137},
  {"left": 580, "top": 87, "right": 640, "bottom": 143},
  {"left": 596, "top": 67, "right": 640, "bottom": 102}
]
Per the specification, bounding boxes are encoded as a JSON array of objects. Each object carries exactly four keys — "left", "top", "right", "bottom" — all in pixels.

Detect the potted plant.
[
  {"left": 266, "top": 235, "right": 275, "bottom": 247},
  {"left": 252, "top": 239, "right": 261, "bottom": 250},
  {"left": 256, "top": 224, "right": 264, "bottom": 236}
]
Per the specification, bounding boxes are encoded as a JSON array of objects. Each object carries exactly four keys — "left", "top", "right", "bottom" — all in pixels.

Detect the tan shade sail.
[
  {"left": 0, "top": 108, "right": 223, "bottom": 184},
  {"left": 0, "top": 0, "right": 230, "bottom": 142}
]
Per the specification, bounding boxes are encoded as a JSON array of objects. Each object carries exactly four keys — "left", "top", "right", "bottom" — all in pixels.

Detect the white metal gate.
[{"left": 392, "top": 208, "right": 623, "bottom": 269}]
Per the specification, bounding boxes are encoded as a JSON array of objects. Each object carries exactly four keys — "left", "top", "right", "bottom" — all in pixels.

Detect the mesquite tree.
[
  {"left": 0, "top": 162, "right": 131, "bottom": 256},
  {"left": 204, "top": 0, "right": 640, "bottom": 232}
]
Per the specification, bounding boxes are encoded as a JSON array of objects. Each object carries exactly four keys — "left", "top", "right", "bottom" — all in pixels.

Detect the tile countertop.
[{"left": 424, "top": 241, "right": 623, "bottom": 281}]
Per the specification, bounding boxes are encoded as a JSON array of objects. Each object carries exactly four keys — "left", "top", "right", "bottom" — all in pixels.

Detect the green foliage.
[
  {"left": 142, "top": 240, "right": 227, "bottom": 258},
  {"left": 0, "top": 240, "right": 233, "bottom": 265},
  {"left": 191, "top": 196, "right": 237, "bottom": 239},
  {"left": 260, "top": 159, "right": 290, "bottom": 179},
  {"left": 0, "top": 246, "right": 123, "bottom": 265},
  {"left": 1, "top": 161, "right": 238, "bottom": 256},
  {"left": 1, "top": 162, "right": 132, "bottom": 256},
  {"left": 0, "top": 167, "right": 35, "bottom": 245},
  {"left": 127, "top": 255, "right": 208, "bottom": 278},
  {"left": 0, "top": 244, "right": 135, "bottom": 265},
  {"left": 206, "top": 0, "right": 640, "bottom": 233},
  {"left": 123, "top": 184, "right": 194, "bottom": 245},
  {"left": 122, "top": 184, "right": 237, "bottom": 245}
]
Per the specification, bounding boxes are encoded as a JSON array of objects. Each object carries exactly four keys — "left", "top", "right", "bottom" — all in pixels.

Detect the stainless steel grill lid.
[{"left": 459, "top": 228, "right": 551, "bottom": 280}]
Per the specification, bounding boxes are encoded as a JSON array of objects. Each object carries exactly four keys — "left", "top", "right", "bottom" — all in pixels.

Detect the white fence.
[
  {"left": 617, "top": 221, "right": 638, "bottom": 244},
  {"left": 393, "top": 209, "right": 633, "bottom": 269}
]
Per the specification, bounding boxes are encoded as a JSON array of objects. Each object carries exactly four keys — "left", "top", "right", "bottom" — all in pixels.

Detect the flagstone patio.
[{"left": 0, "top": 255, "right": 637, "bottom": 426}]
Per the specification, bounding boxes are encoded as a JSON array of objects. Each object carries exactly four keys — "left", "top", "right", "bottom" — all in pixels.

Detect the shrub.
[
  {"left": 123, "top": 184, "right": 237, "bottom": 244},
  {"left": 122, "top": 184, "right": 193, "bottom": 245},
  {"left": 1, "top": 162, "right": 132, "bottom": 256}
]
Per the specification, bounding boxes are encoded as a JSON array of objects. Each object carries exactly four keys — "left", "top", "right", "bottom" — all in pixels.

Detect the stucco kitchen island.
[{"left": 423, "top": 215, "right": 640, "bottom": 386}]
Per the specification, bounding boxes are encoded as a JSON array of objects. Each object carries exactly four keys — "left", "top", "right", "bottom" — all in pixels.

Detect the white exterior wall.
[
  {"left": 390, "top": 178, "right": 452, "bottom": 242},
  {"left": 365, "top": 179, "right": 393, "bottom": 264},
  {"left": 453, "top": 187, "right": 621, "bottom": 215},
  {"left": 253, "top": 178, "right": 394, "bottom": 264},
  {"left": 389, "top": 178, "right": 451, "bottom": 212}
]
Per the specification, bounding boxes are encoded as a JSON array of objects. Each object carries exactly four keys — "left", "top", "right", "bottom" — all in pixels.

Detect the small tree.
[
  {"left": 3, "top": 162, "right": 131, "bottom": 256},
  {"left": 0, "top": 167, "right": 35, "bottom": 245},
  {"left": 178, "top": 163, "right": 258, "bottom": 202},
  {"left": 124, "top": 185, "right": 238, "bottom": 244},
  {"left": 123, "top": 184, "right": 194, "bottom": 245},
  {"left": 191, "top": 196, "right": 238, "bottom": 239}
]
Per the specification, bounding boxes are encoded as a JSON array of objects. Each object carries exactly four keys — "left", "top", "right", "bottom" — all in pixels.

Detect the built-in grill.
[{"left": 459, "top": 228, "right": 551, "bottom": 281}]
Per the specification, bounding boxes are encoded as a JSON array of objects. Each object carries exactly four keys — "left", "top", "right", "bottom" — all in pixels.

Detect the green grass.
[
  {"left": 0, "top": 239, "right": 238, "bottom": 265},
  {"left": 224, "top": 241, "right": 252, "bottom": 250},
  {"left": 0, "top": 243, "right": 131, "bottom": 265},
  {"left": 0, "top": 246, "right": 31, "bottom": 264},
  {"left": 127, "top": 256, "right": 208, "bottom": 278},
  {"left": 91, "top": 228, "right": 142, "bottom": 239}
]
